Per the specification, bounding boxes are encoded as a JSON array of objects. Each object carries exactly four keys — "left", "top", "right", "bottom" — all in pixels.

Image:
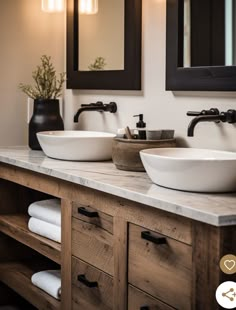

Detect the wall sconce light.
[
  {"left": 79, "top": 0, "right": 98, "bottom": 15},
  {"left": 41, "top": 0, "right": 64, "bottom": 13}
]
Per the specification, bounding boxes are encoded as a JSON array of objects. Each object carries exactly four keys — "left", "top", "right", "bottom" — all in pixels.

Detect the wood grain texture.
[
  {"left": 72, "top": 217, "right": 114, "bottom": 275},
  {"left": 0, "top": 178, "right": 51, "bottom": 215},
  {"left": 1, "top": 160, "right": 236, "bottom": 310},
  {"left": 0, "top": 162, "right": 193, "bottom": 242},
  {"left": 113, "top": 217, "right": 128, "bottom": 310},
  {"left": 61, "top": 199, "right": 72, "bottom": 310},
  {"left": 0, "top": 163, "right": 120, "bottom": 216},
  {"left": 72, "top": 203, "right": 113, "bottom": 234},
  {"left": 0, "top": 214, "right": 61, "bottom": 264},
  {"left": 0, "top": 232, "right": 48, "bottom": 264},
  {"left": 128, "top": 285, "right": 175, "bottom": 310},
  {"left": 72, "top": 257, "right": 113, "bottom": 310},
  {"left": 0, "top": 261, "right": 61, "bottom": 310},
  {"left": 122, "top": 200, "right": 192, "bottom": 245},
  {"left": 128, "top": 223, "right": 192, "bottom": 310},
  {"left": 192, "top": 222, "right": 236, "bottom": 310},
  {"left": 112, "top": 138, "right": 176, "bottom": 172}
]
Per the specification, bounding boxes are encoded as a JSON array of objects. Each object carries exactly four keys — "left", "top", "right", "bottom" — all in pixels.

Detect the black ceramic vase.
[{"left": 29, "top": 99, "right": 64, "bottom": 150}]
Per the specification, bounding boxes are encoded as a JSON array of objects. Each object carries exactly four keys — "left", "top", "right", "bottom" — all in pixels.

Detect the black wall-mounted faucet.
[
  {"left": 74, "top": 101, "right": 117, "bottom": 123},
  {"left": 187, "top": 108, "right": 236, "bottom": 136}
]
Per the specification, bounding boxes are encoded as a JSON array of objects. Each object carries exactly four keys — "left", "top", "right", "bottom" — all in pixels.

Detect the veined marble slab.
[{"left": 0, "top": 147, "right": 235, "bottom": 226}]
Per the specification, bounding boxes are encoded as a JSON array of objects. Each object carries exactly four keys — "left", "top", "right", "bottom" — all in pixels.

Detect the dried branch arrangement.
[
  {"left": 88, "top": 56, "right": 106, "bottom": 71},
  {"left": 19, "top": 55, "right": 66, "bottom": 100}
]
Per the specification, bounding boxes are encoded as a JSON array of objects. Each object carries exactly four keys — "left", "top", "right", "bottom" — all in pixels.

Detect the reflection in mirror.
[
  {"left": 79, "top": 0, "right": 125, "bottom": 71},
  {"left": 183, "top": 0, "right": 236, "bottom": 67}
]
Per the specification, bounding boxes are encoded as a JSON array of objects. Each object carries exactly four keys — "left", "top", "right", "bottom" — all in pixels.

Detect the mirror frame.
[
  {"left": 66, "top": 0, "right": 142, "bottom": 90},
  {"left": 166, "top": 0, "right": 236, "bottom": 91}
]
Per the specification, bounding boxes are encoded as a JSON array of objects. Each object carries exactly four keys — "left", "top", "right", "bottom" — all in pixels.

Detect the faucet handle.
[
  {"left": 187, "top": 108, "right": 219, "bottom": 117},
  {"left": 81, "top": 101, "right": 104, "bottom": 107},
  {"left": 187, "top": 111, "right": 202, "bottom": 116}
]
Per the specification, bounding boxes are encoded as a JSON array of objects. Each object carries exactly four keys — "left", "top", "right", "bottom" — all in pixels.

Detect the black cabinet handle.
[
  {"left": 77, "top": 274, "right": 98, "bottom": 288},
  {"left": 140, "top": 307, "right": 149, "bottom": 310},
  {"left": 141, "top": 231, "right": 167, "bottom": 245},
  {"left": 78, "top": 207, "right": 99, "bottom": 218}
]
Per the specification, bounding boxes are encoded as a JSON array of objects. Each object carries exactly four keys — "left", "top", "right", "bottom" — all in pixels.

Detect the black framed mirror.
[
  {"left": 166, "top": 0, "right": 236, "bottom": 91},
  {"left": 66, "top": 0, "right": 142, "bottom": 90}
]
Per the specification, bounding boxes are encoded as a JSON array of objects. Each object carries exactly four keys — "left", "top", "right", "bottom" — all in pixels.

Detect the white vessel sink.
[
  {"left": 140, "top": 148, "right": 236, "bottom": 193},
  {"left": 37, "top": 131, "right": 116, "bottom": 161}
]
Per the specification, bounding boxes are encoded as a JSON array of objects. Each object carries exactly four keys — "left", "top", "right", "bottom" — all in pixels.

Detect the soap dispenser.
[{"left": 133, "top": 114, "right": 146, "bottom": 139}]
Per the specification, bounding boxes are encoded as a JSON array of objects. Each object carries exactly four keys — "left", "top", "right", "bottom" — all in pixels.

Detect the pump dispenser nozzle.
[
  {"left": 133, "top": 114, "right": 146, "bottom": 128},
  {"left": 133, "top": 114, "right": 146, "bottom": 139}
]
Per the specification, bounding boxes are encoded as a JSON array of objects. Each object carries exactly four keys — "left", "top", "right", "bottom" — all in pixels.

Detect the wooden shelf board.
[
  {"left": 0, "top": 261, "right": 61, "bottom": 310},
  {"left": 0, "top": 214, "right": 61, "bottom": 264}
]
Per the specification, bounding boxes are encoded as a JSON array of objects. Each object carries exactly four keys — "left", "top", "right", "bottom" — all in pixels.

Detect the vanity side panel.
[{"left": 192, "top": 222, "right": 236, "bottom": 310}]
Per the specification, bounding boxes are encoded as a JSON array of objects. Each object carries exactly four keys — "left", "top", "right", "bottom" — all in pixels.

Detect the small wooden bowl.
[{"left": 112, "top": 138, "right": 176, "bottom": 171}]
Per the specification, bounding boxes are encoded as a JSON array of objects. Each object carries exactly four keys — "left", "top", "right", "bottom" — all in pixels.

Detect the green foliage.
[
  {"left": 88, "top": 57, "right": 106, "bottom": 71},
  {"left": 19, "top": 55, "right": 66, "bottom": 100}
]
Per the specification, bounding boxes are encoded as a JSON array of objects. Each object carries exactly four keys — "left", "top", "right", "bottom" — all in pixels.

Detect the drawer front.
[
  {"left": 128, "top": 224, "right": 192, "bottom": 310},
  {"left": 72, "top": 257, "right": 113, "bottom": 310},
  {"left": 128, "top": 285, "right": 175, "bottom": 310},
  {"left": 72, "top": 205, "right": 114, "bottom": 275},
  {"left": 72, "top": 203, "right": 113, "bottom": 234}
]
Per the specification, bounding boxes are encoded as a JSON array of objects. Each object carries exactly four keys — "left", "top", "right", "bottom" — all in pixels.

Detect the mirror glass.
[
  {"left": 182, "top": 0, "right": 236, "bottom": 67},
  {"left": 78, "top": 0, "right": 125, "bottom": 71}
]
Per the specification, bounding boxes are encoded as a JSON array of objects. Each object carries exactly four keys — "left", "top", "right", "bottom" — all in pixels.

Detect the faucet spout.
[
  {"left": 74, "top": 101, "right": 117, "bottom": 123},
  {"left": 187, "top": 115, "right": 223, "bottom": 137}
]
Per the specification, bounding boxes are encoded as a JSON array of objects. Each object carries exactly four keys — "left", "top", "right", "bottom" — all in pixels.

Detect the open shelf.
[
  {"left": 0, "top": 214, "right": 61, "bottom": 264},
  {"left": 0, "top": 261, "right": 60, "bottom": 310}
]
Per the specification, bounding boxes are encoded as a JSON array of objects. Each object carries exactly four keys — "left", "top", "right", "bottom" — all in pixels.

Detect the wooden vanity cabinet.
[
  {"left": 128, "top": 285, "right": 175, "bottom": 310},
  {"left": 0, "top": 163, "right": 235, "bottom": 310},
  {"left": 72, "top": 203, "right": 114, "bottom": 276},
  {"left": 128, "top": 224, "right": 192, "bottom": 310},
  {"left": 72, "top": 257, "right": 113, "bottom": 310}
]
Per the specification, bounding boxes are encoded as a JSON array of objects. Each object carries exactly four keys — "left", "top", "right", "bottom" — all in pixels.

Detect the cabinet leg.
[
  {"left": 113, "top": 217, "right": 128, "bottom": 310},
  {"left": 192, "top": 222, "right": 236, "bottom": 310},
  {"left": 61, "top": 199, "right": 72, "bottom": 310}
]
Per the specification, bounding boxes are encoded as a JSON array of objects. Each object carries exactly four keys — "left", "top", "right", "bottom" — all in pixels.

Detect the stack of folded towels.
[
  {"left": 28, "top": 199, "right": 62, "bottom": 299},
  {"left": 28, "top": 198, "right": 61, "bottom": 243},
  {"left": 31, "top": 270, "right": 61, "bottom": 300}
]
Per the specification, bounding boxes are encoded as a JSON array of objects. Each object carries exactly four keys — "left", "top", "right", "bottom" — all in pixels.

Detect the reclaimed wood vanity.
[{"left": 0, "top": 147, "right": 235, "bottom": 310}]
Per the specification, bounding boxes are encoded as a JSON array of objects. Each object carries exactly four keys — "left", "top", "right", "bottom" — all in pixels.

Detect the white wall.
[
  {"left": 65, "top": 0, "right": 236, "bottom": 152},
  {"left": 2, "top": 0, "right": 236, "bottom": 152},
  {"left": 0, "top": 0, "right": 64, "bottom": 146}
]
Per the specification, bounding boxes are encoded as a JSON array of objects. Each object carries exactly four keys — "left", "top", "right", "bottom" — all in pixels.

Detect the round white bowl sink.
[
  {"left": 37, "top": 131, "right": 116, "bottom": 161},
  {"left": 140, "top": 148, "right": 236, "bottom": 193}
]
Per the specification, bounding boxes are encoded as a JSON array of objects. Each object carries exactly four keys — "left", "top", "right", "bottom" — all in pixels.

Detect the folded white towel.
[
  {"left": 31, "top": 270, "right": 61, "bottom": 300},
  {"left": 28, "top": 199, "right": 61, "bottom": 227},
  {"left": 28, "top": 217, "right": 61, "bottom": 243}
]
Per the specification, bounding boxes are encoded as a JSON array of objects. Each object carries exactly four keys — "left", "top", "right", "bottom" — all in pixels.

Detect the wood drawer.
[
  {"left": 128, "top": 285, "right": 175, "bottom": 310},
  {"left": 72, "top": 257, "right": 113, "bottom": 310},
  {"left": 128, "top": 224, "right": 192, "bottom": 310},
  {"left": 72, "top": 203, "right": 113, "bottom": 233},
  {"left": 72, "top": 204, "right": 114, "bottom": 275}
]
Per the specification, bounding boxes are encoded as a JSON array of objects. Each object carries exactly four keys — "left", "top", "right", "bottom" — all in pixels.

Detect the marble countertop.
[{"left": 0, "top": 147, "right": 235, "bottom": 226}]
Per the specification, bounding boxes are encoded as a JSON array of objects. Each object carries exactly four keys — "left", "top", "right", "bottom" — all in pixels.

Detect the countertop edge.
[{"left": 0, "top": 154, "right": 235, "bottom": 227}]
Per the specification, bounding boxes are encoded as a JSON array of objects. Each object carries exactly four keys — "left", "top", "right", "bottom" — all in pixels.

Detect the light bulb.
[
  {"left": 79, "top": 0, "right": 98, "bottom": 15},
  {"left": 42, "top": 0, "right": 64, "bottom": 13}
]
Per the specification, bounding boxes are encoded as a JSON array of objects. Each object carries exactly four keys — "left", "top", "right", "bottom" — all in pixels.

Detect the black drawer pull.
[
  {"left": 141, "top": 231, "right": 167, "bottom": 245},
  {"left": 140, "top": 307, "right": 149, "bottom": 310},
  {"left": 78, "top": 207, "right": 99, "bottom": 218},
  {"left": 77, "top": 274, "right": 98, "bottom": 288}
]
